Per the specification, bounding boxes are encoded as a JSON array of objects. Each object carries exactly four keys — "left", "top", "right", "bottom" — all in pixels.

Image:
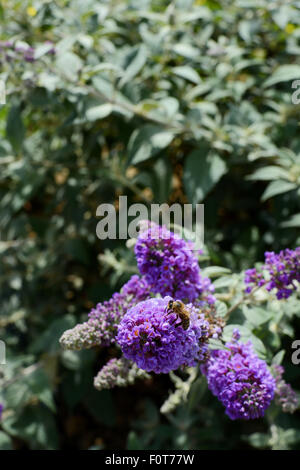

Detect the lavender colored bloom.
[
  {"left": 116, "top": 297, "right": 214, "bottom": 374},
  {"left": 0, "top": 404, "right": 3, "bottom": 419},
  {"left": 94, "top": 357, "right": 150, "bottom": 390},
  {"left": 244, "top": 268, "right": 265, "bottom": 294},
  {"left": 60, "top": 275, "right": 150, "bottom": 350},
  {"left": 264, "top": 248, "right": 300, "bottom": 299},
  {"left": 23, "top": 47, "right": 35, "bottom": 62},
  {"left": 0, "top": 40, "right": 15, "bottom": 62},
  {"left": 245, "top": 247, "right": 300, "bottom": 299},
  {"left": 232, "top": 328, "right": 241, "bottom": 341},
  {"left": 0, "top": 40, "right": 54, "bottom": 65},
  {"left": 0, "top": 40, "right": 13, "bottom": 50},
  {"left": 14, "top": 44, "right": 35, "bottom": 62},
  {"left": 134, "top": 221, "right": 215, "bottom": 303},
  {"left": 201, "top": 335, "right": 276, "bottom": 420},
  {"left": 5, "top": 52, "right": 15, "bottom": 62},
  {"left": 272, "top": 365, "right": 298, "bottom": 413}
]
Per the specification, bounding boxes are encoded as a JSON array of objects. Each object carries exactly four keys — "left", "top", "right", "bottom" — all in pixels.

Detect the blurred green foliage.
[{"left": 0, "top": 0, "right": 300, "bottom": 450}]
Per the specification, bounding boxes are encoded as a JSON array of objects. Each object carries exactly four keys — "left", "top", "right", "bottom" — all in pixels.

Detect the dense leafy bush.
[{"left": 0, "top": 0, "right": 300, "bottom": 450}]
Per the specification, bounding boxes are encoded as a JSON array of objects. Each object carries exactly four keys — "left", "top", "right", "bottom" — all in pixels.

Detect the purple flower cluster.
[
  {"left": 116, "top": 297, "right": 211, "bottom": 374},
  {"left": 0, "top": 41, "right": 34, "bottom": 63},
  {"left": 60, "top": 275, "right": 150, "bottom": 350},
  {"left": 245, "top": 247, "right": 300, "bottom": 299},
  {"left": 272, "top": 365, "right": 298, "bottom": 413},
  {"left": 0, "top": 40, "right": 55, "bottom": 64},
  {"left": 201, "top": 335, "right": 275, "bottom": 420},
  {"left": 0, "top": 404, "right": 3, "bottom": 419},
  {"left": 134, "top": 222, "right": 215, "bottom": 303},
  {"left": 244, "top": 268, "right": 265, "bottom": 294},
  {"left": 59, "top": 218, "right": 299, "bottom": 422},
  {"left": 264, "top": 248, "right": 300, "bottom": 299}
]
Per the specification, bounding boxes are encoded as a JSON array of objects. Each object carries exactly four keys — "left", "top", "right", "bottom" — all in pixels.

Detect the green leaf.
[
  {"left": 38, "top": 72, "right": 60, "bottom": 92},
  {"left": 55, "top": 52, "right": 83, "bottom": 82},
  {"left": 2, "top": 406, "right": 58, "bottom": 449},
  {"left": 86, "top": 104, "right": 113, "bottom": 121},
  {"left": 264, "top": 65, "right": 300, "bottom": 87},
  {"left": 5, "top": 367, "right": 55, "bottom": 412},
  {"left": 208, "top": 338, "right": 228, "bottom": 351},
  {"left": 213, "top": 275, "right": 237, "bottom": 289},
  {"left": 188, "top": 376, "right": 207, "bottom": 411},
  {"left": 128, "top": 125, "right": 174, "bottom": 165},
  {"left": 247, "top": 432, "right": 269, "bottom": 449},
  {"left": 172, "top": 66, "right": 201, "bottom": 84},
  {"left": 6, "top": 106, "right": 25, "bottom": 153},
  {"left": 238, "top": 19, "right": 261, "bottom": 43},
  {"left": 30, "top": 315, "right": 76, "bottom": 354},
  {"left": 272, "top": 350, "right": 285, "bottom": 366},
  {"left": 280, "top": 213, "right": 300, "bottom": 228},
  {"left": 214, "top": 300, "right": 228, "bottom": 317},
  {"left": 61, "top": 349, "right": 95, "bottom": 371},
  {"left": 0, "top": 431, "right": 13, "bottom": 450},
  {"left": 202, "top": 266, "right": 231, "bottom": 278},
  {"left": 243, "top": 306, "right": 273, "bottom": 327},
  {"left": 183, "top": 146, "right": 226, "bottom": 204},
  {"left": 272, "top": 6, "right": 293, "bottom": 29},
  {"left": 135, "top": 157, "right": 172, "bottom": 202},
  {"left": 34, "top": 43, "right": 55, "bottom": 60},
  {"left": 151, "top": 157, "right": 172, "bottom": 202},
  {"left": 26, "top": 368, "right": 56, "bottom": 412},
  {"left": 172, "top": 43, "right": 199, "bottom": 60},
  {"left": 261, "top": 180, "right": 297, "bottom": 201},
  {"left": 248, "top": 166, "right": 290, "bottom": 181},
  {"left": 127, "top": 431, "right": 143, "bottom": 450},
  {"left": 119, "top": 45, "right": 148, "bottom": 88},
  {"left": 5, "top": 381, "right": 31, "bottom": 412}
]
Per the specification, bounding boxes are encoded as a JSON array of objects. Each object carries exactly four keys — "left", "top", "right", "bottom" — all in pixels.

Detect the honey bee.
[{"left": 167, "top": 300, "right": 190, "bottom": 330}]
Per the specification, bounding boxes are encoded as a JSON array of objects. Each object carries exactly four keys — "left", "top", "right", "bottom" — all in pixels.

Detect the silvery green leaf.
[
  {"left": 86, "top": 104, "right": 113, "bottom": 121},
  {"left": 0, "top": 432, "right": 13, "bottom": 450},
  {"left": 261, "top": 180, "right": 297, "bottom": 201},
  {"left": 264, "top": 65, "right": 300, "bottom": 87},
  {"left": 248, "top": 166, "right": 291, "bottom": 181},
  {"left": 34, "top": 43, "right": 55, "bottom": 59},
  {"left": 172, "top": 43, "right": 199, "bottom": 60},
  {"left": 202, "top": 266, "right": 232, "bottom": 278},
  {"left": 55, "top": 52, "right": 83, "bottom": 82},
  {"left": 214, "top": 301, "right": 228, "bottom": 318},
  {"left": 272, "top": 350, "right": 285, "bottom": 366},
  {"left": 242, "top": 306, "right": 273, "bottom": 327},
  {"left": 280, "top": 213, "right": 300, "bottom": 228},
  {"left": 213, "top": 276, "right": 237, "bottom": 289},
  {"left": 172, "top": 66, "right": 201, "bottom": 84},
  {"left": 184, "top": 146, "right": 227, "bottom": 204},
  {"left": 119, "top": 45, "right": 148, "bottom": 88},
  {"left": 128, "top": 125, "right": 174, "bottom": 165}
]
